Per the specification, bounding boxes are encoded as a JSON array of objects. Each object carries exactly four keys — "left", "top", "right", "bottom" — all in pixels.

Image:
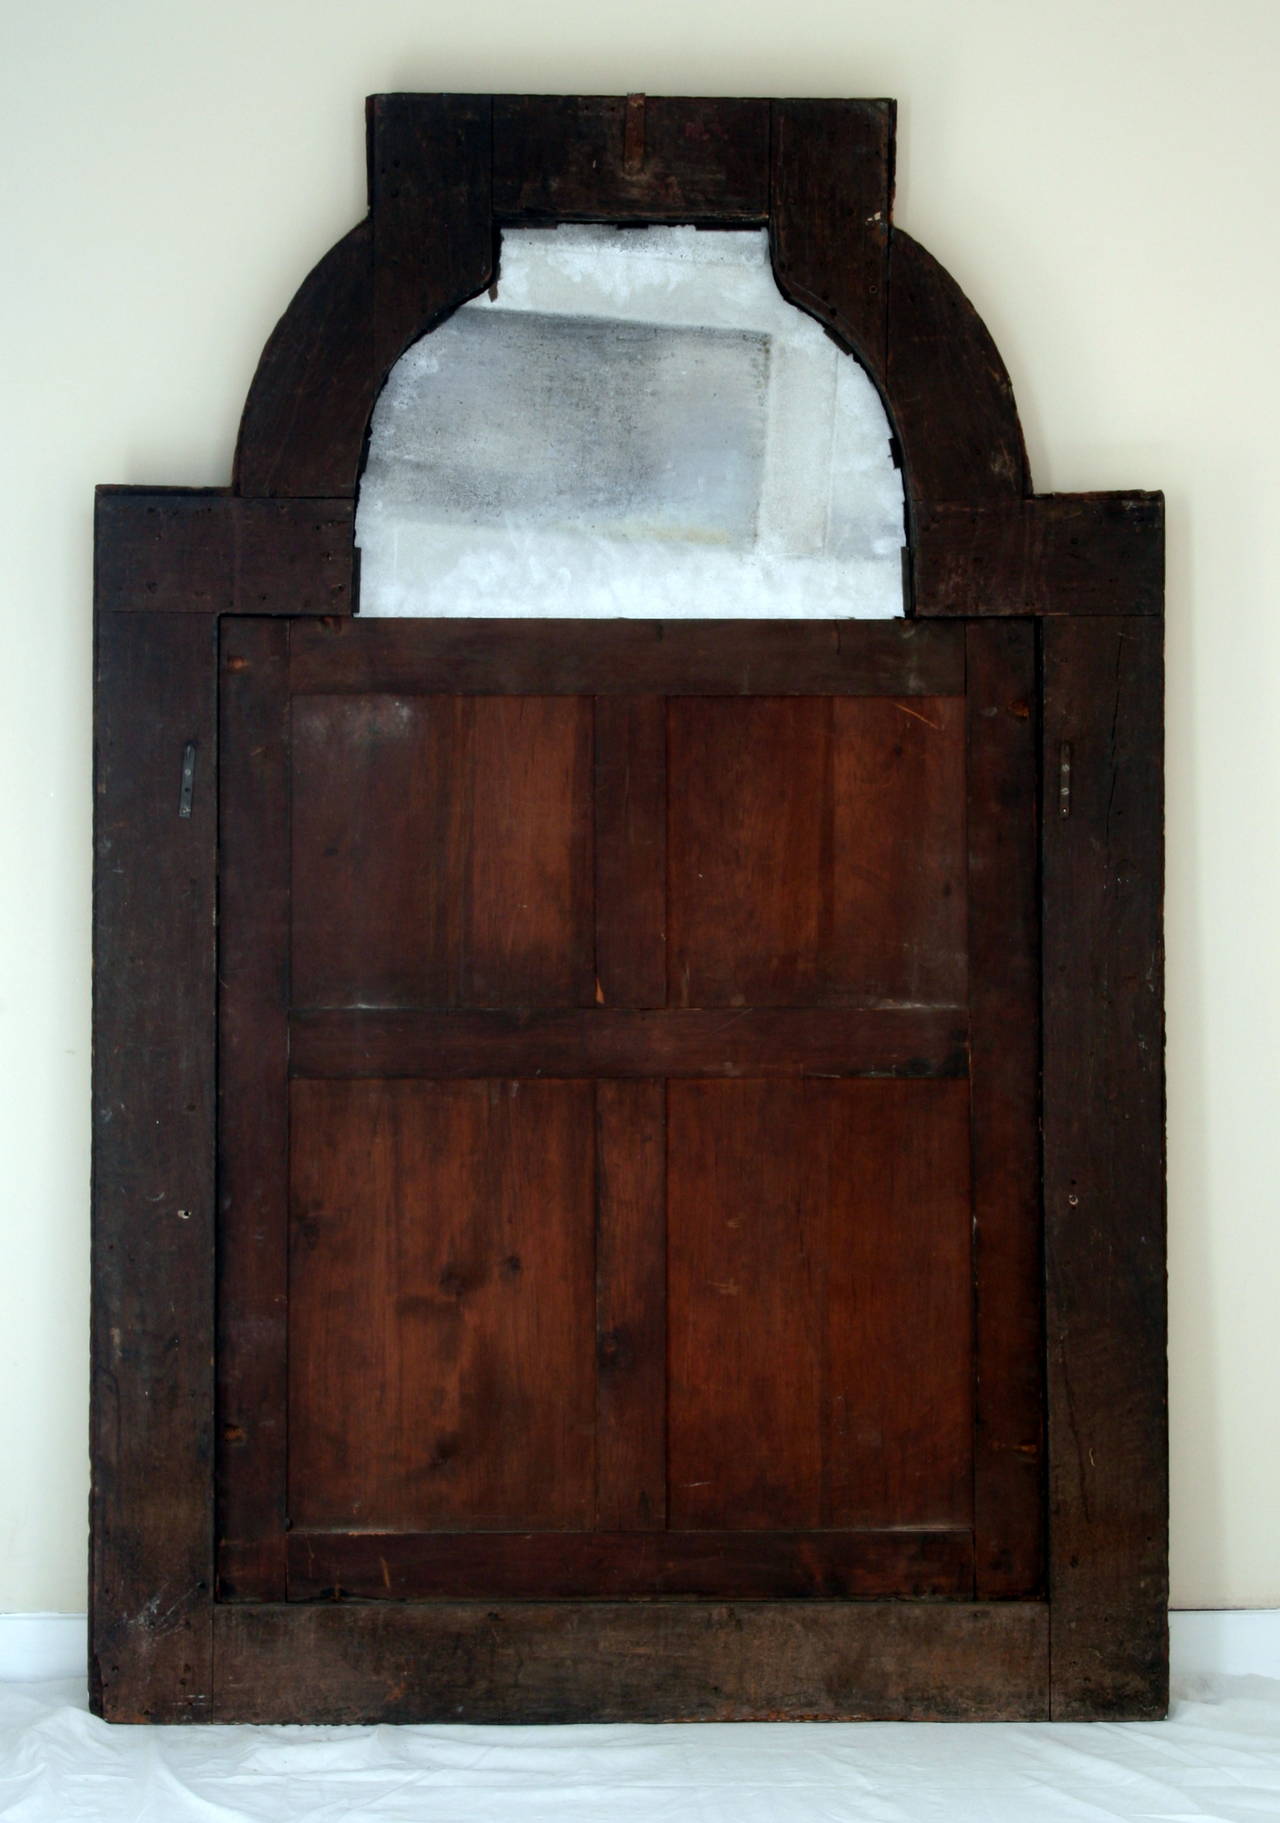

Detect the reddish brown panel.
[
  {"left": 594, "top": 697, "right": 666, "bottom": 1008},
  {"left": 288, "top": 1078, "right": 596, "bottom": 1530},
  {"left": 493, "top": 95, "right": 769, "bottom": 222},
  {"left": 668, "top": 1079, "right": 973, "bottom": 1534},
  {"left": 216, "top": 621, "right": 290, "bottom": 1601},
  {"left": 214, "top": 1599, "right": 1050, "bottom": 1724},
  {"left": 595, "top": 1081, "right": 666, "bottom": 1531},
  {"left": 290, "top": 694, "right": 594, "bottom": 1009},
  {"left": 288, "top": 616, "right": 965, "bottom": 698},
  {"left": 91, "top": 610, "right": 217, "bottom": 1721},
  {"left": 770, "top": 99, "right": 894, "bottom": 378},
  {"left": 287, "top": 1527, "right": 972, "bottom": 1601},
  {"left": 915, "top": 494, "right": 1164, "bottom": 618},
  {"left": 887, "top": 229, "right": 1028, "bottom": 511},
  {"left": 289, "top": 1006, "right": 968, "bottom": 1080},
  {"left": 667, "top": 696, "right": 967, "bottom": 1008},
  {"left": 966, "top": 622, "right": 1043, "bottom": 1598},
  {"left": 1042, "top": 617, "right": 1167, "bottom": 1719}
]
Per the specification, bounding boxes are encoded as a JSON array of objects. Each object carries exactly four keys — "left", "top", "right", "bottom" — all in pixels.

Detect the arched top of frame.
[{"left": 233, "top": 95, "right": 1030, "bottom": 530}]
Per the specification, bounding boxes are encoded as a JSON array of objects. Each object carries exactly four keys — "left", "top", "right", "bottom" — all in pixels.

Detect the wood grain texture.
[
  {"left": 915, "top": 495, "right": 1164, "bottom": 618},
  {"left": 94, "top": 491, "right": 355, "bottom": 616},
  {"left": 667, "top": 1079, "right": 974, "bottom": 1533},
  {"left": 288, "top": 1006, "right": 969, "bottom": 1080},
  {"left": 494, "top": 95, "right": 769, "bottom": 222},
  {"left": 667, "top": 696, "right": 967, "bottom": 1008},
  {"left": 216, "top": 621, "right": 290, "bottom": 1600},
  {"left": 887, "top": 230, "right": 1028, "bottom": 512},
  {"left": 288, "top": 617, "right": 965, "bottom": 698},
  {"left": 368, "top": 94, "right": 494, "bottom": 376},
  {"left": 1041, "top": 617, "right": 1167, "bottom": 1718},
  {"left": 593, "top": 697, "right": 666, "bottom": 1008},
  {"left": 290, "top": 694, "right": 594, "bottom": 1010},
  {"left": 288, "top": 1079, "right": 597, "bottom": 1531},
  {"left": 91, "top": 611, "right": 217, "bottom": 1721},
  {"left": 286, "top": 1528, "right": 973, "bottom": 1601},
  {"left": 213, "top": 1601, "right": 1049, "bottom": 1723},
  {"left": 594, "top": 1081, "right": 667, "bottom": 1530},
  {"left": 966, "top": 622, "right": 1044, "bottom": 1597},
  {"left": 770, "top": 99, "right": 894, "bottom": 378}
]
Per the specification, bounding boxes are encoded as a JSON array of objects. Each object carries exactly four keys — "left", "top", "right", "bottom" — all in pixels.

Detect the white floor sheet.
[{"left": 2, "top": 1675, "right": 1279, "bottom": 1822}]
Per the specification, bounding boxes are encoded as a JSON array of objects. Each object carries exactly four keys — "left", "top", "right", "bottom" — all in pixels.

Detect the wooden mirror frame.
[{"left": 91, "top": 94, "right": 1166, "bottom": 1724}]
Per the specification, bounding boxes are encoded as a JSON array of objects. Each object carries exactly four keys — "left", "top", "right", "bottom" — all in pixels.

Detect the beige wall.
[{"left": 2, "top": 0, "right": 1277, "bottom": 1613}]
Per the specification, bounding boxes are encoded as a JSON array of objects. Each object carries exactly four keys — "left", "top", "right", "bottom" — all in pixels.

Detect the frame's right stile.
[{"left": 91, "top": 92, "right": 1167, "bottom": 1723}]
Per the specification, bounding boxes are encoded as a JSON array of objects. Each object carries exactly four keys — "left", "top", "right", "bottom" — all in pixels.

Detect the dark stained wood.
[
  {"left": 234, "top": 223, "right": 375, "bottom": 499},
  {"left": 916, "top": 494, "right": 1164, "bottom": 618},
  {"left": 290, "top": 693, "right": 594, "bottom": 1010},
  {"left": 593, "top": 697, "right": 666, "bottom": 1008},
  {"left": 1041, "top": 617, "right": 1167, "bottom": 1718},
  {"left": 288, "top": 1078, "right": 597, "bottom": 1531},
  {"left": 288, "top": 616, "right": 966, "bottom": 699},
  {"left": 94, "top": 491, "right": 355, "bottom": 614},
  {"left": 368, "top": 94, "right": 494, "bottom": 376},
  {"left": 668, "top": 1080, "right": 973, "bottom": 1533},
  {"left": 667, "top": 695, "right": 967, "bottom": 1008},
  {"left": 594, "top": 1081, "right": 666, "bottom": 1531},
  {"left": 216, "top": 620, "right": 290, "bottom": 1600},
  {"left": 91, "top": 611, "right": 218, "bottom": 1721},
  {"left": 887, "top": 229, "right": 1028, "bottom": 513},
  {"left": 494, "top": 95, "right": 769, "bottom": 222},
  {"left": 289, "top": 1006, "right": 969, "bottom": 1080},
  {"left": 286, "top": 1528, "right": 973, "bottom": 1601},
  {"left": 770, "top": 99, "right": 894, "bottom": 378},
  {"left": 966, "top": 622, "right": 1044, "bottom": 1598},
  {"left": 214, "top": 1601, "right": 1049, "bottom": 1723}
]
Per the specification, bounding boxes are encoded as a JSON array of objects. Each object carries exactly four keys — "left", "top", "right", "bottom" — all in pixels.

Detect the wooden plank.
[
  {"left": 915, "top": 494, "right": 1164, "bottom": 617},
  {"left": 368, "top": 94, "right": 494, "bottom": 375},
  {"left": 91, "top": 610, "right": 217, "bottom": 1721},
  {"left": 667, "top": 1080, "right": 973, "bottom": 1533},
  {"left": 286, "top": 1528, "right": 973, "bottom": 1601},
  {"left": 290, "top": 694, "right": 595, "bottom": 1011},
  {"left": 288, "top": 1079, "right": 596, "bottom": 1532},
  {"left": 494, "top": 95, "right": 769, "bottom": 222},
  {"left": 667, "top": 696, "right": 967, "bottom": 1009},
  {"left": 215, "top": 620, "right": 290, "bottom": 1600},
  {"left": 593, "top": 697, "right": 666, "bottom": 1008},
  {"left": 214, "top": 1600, "right": 1049, "bottom": 1723},
  {"left": 288, "top": 1006, "right": 969, "bottom": 1080},
  {"left": 288, "top": 616, "right": 966, "bottom": 698},
  {"left": 1041, "top": 616, "right": 1167, "bottom": 1719},
  {"left": 966, "top": 622, "right": 1043, "bottom": 1598},
  {"left": 594, "top": 1081, "right": 666, "bottom": 1531},
  {"left": 770, "top": 99, "right": 894, "bottom": 378},
  {"left": 887, "top": 229, "right": 1028, "bottom": 512},
  {"left": 94, "top": 490, "right": 354, "bottom": 615}
]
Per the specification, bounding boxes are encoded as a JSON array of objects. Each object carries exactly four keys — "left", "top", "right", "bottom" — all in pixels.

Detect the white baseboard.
[{"left": 1, "top": 1609, "right": 1277, "bottom": 1689}]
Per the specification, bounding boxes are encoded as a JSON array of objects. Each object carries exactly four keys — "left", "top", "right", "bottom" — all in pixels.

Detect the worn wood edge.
[
  {"left": 90, "top": 609, "right": 219, "bottom": 1722},
  {"left": 94, "top": 490, "right": 355, "bottom": 616},
  {"left": 915, "top": 494, "right": 1165, "bottom": 617},
  {"left": 1041, "top": 616, "right": 1168, "bottom": 1720},
  {"left": 212, "top": 1600, "right": 1049, "bottom": 1722}
]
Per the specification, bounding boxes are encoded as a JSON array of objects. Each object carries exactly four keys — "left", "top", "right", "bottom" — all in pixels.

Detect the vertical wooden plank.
[
  {"left": 769, "top": 99, "right": 894, "bottom": 379},
  {"left": 288, "top": 1079, "right": 596, "bottom": 1531},
  {"left": 594, "top": 1081, "right": 667, "bottom": 1530},
  {"left": 594, "top": 697, "right": 666, "bottom": 1008},
  {"left": 216, "top": 619, "right": 290, "bottom": 1599},
  {"left": 1042, "top": 616, "right": 1167, "bottom": 1718},
  {"left": 966, "top": 621, "right": 1044, "bottom": 1597},
  {"left": 91, "top": 610, "right": 217, "bottom": 1720}
]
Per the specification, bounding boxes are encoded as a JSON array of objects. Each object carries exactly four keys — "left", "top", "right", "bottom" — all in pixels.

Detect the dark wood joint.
[{"left": 914, "top": 493, "right": 1165, "bottom": 617}]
